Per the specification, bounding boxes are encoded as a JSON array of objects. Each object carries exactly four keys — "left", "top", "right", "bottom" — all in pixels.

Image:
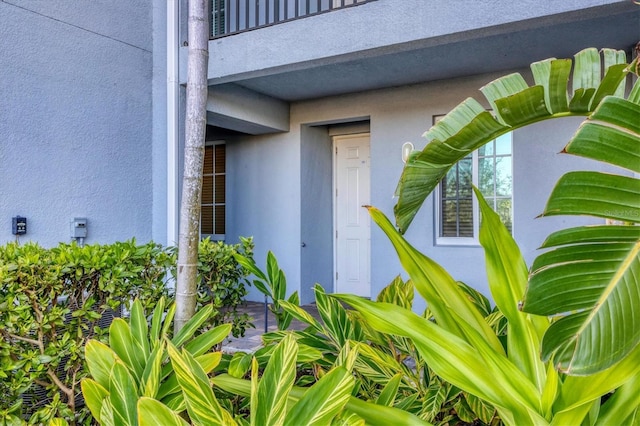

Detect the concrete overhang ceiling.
[{"left": 214, "top": 7, "right": 640, "bottom": 102}]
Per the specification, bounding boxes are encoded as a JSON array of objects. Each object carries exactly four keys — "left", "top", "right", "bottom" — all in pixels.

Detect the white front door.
[{"left": 334, "top": 134, "right": 371, "bottom": 297}]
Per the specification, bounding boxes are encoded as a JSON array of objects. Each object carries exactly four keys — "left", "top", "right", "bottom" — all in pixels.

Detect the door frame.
[{"left": 332, "top": 132, "right": 371, "bottom": 296}]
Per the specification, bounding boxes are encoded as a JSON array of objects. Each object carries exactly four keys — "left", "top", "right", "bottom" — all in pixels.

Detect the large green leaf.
[
  {"left": 171, "top": 304, "right": 213, "bottom": 347},
  {"left": 539, "top": 172, "right": 640, "bottom": 222},
  {"left": 474, "top": 187, "right": 548, "bottom": 391},
  {"left": 138, "top": 397, "right": 190, "bottom": 426},
  {"left": 129, "top": 299, "right": 150, "bottom": 357},
  {"left": 85, "top": 339, "right": 120, "bottom": 389},
  {"left": 522, "top": 226, "right": 640, "bottom": 374},
  {"left": 284, "top": 366, "right": 355, "bottom": 426},
  {"left": 166, "top": 341, "right": 234, "bottom": 425},
  {"left": 108, "top": 361, "right": 138, "bottom": 426},
  {"left": 551, "top": 343, "right": 640, "bottom": 423},
  {"left": 109, "top": 318, "right": 146, "bottom": 381},
  {"left": 140, "top": 342, "right": 164, "bottom": 398},
  {"left": 521, "top": 95, "right": 640, "bottom": 375},
  {"left": 368, "top": 207, "right": 503, "bottom": 353},
  {"left": 80, "top": 379, "right": 109, "bottom": 423},
  {"left": 252, "top": 334, "right": 297, "bottom": 426},
  {"left": 183, "top": 323, "right": 232, "bottom": 357},
  {"left": 393, "top": 48, "right": 630, "bottom": 233},
  {"left": 596, "top": 371, "right": 640, "bottom": 425},
  {"left": 333, "top": 295, "right": 544, "bottom": 423},
  {"left": 213, "top": 373, "right": 432, "bottom": 426}
]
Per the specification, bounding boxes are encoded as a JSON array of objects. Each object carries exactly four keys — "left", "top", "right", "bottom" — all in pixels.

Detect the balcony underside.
[{"left": 206, "top": 3, "right": 639, "bottom": 103}]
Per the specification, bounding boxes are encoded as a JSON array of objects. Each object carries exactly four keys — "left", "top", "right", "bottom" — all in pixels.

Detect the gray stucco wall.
[
  {"left": 225, "top": 132, "right": 301, "bottom": 301},
  {"left": 204, "top": 0, "right": 629, "bottom": 82},
  {"left": 152, "top": 0, "right": 169, "bottom": 245},
  {"left": 0, "top": 0, "right": 154, "bottom": 246},
  {"left": 300, "top": 125, "right": 333, "bottom": 304},
  {"left": 224, "top": 69, "right": 627, "bottom": 307}
]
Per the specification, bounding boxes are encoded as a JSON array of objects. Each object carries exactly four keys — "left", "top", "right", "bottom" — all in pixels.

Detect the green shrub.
[
  {"left": 0, "top": 240, "right": 169, "bottom": 424},
  {"left": 168, "top": 236, "right": 255, "bottom": 342},
  {"left": 0, "top": 236, "right": 256, "bottom": 423}
]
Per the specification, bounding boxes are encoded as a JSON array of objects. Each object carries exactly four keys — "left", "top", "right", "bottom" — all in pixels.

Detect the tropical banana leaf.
[
  {"left": 393, "top": 48, "right": 630, "bottom": 233},
  {"left": 521, "top": 96, "right": 640, "bottom": 375},
  {"left": 474, "top": 187, "right": 548, "bottom": 390},
  {"left": 332, "top": 294, "right": 544, "bottom": 423},
  {"left": 368, "top": 206, "right": 503, "bottom": 353}
]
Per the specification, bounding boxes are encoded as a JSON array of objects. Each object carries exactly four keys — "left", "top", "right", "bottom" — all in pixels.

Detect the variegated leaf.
[
  {"left": 284, "top": 366, "right": 355, "bottom": 426},
  {"left": 108, "top": 361, "right": 138, "bottom": 426},
  {"left": 166, "top": 341, "right": 233, "bottom": 425},
  {"left": 137, "top": 397, "right": 190, "bottom": 426},
  {"left": 80, "top": 378, "right": 109, "bottom": 423},
  {"left": 253, "top": 334, "right": 297, "bottom": 426}
]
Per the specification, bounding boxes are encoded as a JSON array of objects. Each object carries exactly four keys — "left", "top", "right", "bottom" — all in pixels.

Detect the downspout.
[{"left": 167, "top": 0, "right": 179, "bottom": 246}]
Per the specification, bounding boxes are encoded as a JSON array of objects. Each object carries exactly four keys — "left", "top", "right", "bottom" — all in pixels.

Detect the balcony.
[{"left": 210, "top": 0, "right": 374, "bottom": 38}]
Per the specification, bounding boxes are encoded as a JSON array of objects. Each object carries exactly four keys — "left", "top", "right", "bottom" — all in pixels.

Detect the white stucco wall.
[
  {"left": 0, "top": 1, "right": 155, "bottom": 246},
  {"left": 225, "top": 69, "right": 628, "bottom": 307}
]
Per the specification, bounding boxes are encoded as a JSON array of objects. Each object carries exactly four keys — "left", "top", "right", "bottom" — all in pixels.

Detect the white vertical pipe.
[{"left": 167, "top": 0, "right": 180, "bottom": 246}]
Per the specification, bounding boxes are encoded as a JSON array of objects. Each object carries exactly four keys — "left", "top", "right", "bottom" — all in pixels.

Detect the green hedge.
[{"left": 0, "top": 237, "right": 255, "bottom": 424}]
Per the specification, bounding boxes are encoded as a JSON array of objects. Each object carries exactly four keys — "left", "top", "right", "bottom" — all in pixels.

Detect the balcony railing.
[{"left": 211, "top": 0, "right": 374, "bottom": 38}]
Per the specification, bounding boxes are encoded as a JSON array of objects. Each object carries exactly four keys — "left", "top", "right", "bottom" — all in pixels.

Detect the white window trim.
[
  {"left": 434, "top": 133, "right": 513, "bottom": 246},
  {"left": 434, "top": 150, "right": 480, "bottom": 246}
]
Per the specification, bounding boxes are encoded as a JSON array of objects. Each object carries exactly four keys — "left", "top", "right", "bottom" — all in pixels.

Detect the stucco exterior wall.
[
  {"left": 204, "top": 0, "right": 628, "bottom": 82},
  {"left": 225, "top": 69, "right": 627, "bottom": 306},
  {"left": 0, "top": 1, "right": 154, "bottom": 246}
]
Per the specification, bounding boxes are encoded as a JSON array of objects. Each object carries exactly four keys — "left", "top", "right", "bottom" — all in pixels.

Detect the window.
[
  {"left": 201, "top": 143, "right": 226, "bottom": 239},
  {"left": 436, "top": 132, "right": 512, "bottom": 244},
  {"left": 211, "top": 0, "right": 225, "bottom": 37}
]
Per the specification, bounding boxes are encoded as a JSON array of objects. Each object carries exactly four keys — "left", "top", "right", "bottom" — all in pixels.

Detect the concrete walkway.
[{"left": 222, "top": 301, "right": 320, "bottom": 353}]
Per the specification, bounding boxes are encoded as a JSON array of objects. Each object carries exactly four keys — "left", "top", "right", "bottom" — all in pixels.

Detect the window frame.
[
  {"left": 201, "top": 140, "right": 226, "bottom": 241},
  {"left": 434, "top": 129, "right": 513, "bottom": 246}
]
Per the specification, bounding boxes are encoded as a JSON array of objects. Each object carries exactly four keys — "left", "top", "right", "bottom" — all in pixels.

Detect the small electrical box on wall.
[
  {"left": 12, "top": 216, "right": 27, "bottom": 235},
  {"left": 71, "top": 218, "right": 88, "bottom": 239}
]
